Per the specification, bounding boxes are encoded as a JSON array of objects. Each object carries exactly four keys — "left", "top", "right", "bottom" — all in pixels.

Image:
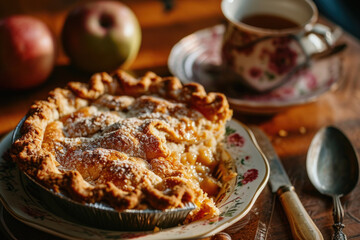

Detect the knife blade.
[{"left": 249, "top": 126, "right": 323, "bottom": 240}]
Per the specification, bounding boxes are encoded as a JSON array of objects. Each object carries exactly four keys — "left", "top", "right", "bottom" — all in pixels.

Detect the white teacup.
[{"left": 221, "top": 0, "right": 342, "bottom": 92}]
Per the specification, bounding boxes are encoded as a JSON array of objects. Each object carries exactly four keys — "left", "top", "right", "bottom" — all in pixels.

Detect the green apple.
[
  {"left": 0, "top": 15, "right": 56, "bottom": 90},
  {"left": 61, "top": 0, "right": 141, "bottom": 73}
]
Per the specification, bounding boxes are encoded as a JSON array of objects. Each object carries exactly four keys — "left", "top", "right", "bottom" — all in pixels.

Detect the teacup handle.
[{"left": 300, "top": 23, "right": 342, "bottom": 58}]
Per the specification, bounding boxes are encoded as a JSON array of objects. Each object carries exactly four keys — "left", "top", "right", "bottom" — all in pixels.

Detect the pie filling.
[{"left": 11, "top": 71, "right": 235, "bottom": 222}]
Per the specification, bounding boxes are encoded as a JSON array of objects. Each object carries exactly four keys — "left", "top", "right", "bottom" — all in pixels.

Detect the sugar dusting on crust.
[
  {"left": 10, "top": 70, "right": 234, "bottom": 221},
  {"left": 54, "top": 92, "right": 228, "bottom": 218}
]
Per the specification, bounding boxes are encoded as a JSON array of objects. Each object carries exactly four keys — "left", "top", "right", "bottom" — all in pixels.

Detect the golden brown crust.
[{"left": 10, "top": 70, "right": 233, "bottom": 221}]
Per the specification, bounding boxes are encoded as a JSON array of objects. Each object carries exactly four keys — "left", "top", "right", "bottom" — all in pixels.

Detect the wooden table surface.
[{"left": 1, "top": 0, "right": 360, "bottom": 239}]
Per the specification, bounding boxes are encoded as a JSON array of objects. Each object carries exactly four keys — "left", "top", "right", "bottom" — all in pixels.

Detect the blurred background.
[
  {"left": 0, "top": 0, "right": 224, "bottom": 71},
  {"left": 0, "top": 0, "right": 358, "bottom": 70},
  {"left": 313, "top": 0, "right": 360, "bottom": 39},
  {"left": 1, "top": 0, "right": 358, "bottom": 65}
]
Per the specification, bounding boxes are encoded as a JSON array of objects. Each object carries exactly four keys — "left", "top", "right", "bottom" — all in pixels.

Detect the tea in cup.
[{"left": 221, "top": 0, "right": 342, "bottom": 92}]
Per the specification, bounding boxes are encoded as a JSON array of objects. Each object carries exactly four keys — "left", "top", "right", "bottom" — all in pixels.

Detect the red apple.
[
  {"left": 0, "top": 15, "right": 56, "bottom": 90},
  {"left": 62, "top": 1, "right": 141, "bottom": 73}
]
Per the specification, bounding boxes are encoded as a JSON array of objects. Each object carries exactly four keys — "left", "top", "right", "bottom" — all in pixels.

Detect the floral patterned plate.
[
  {"left": 0, "top": 120, "right": 269, "bottom": 240},
  {"left": 168, "top": 25, "right": 343, "bottom": 114}
]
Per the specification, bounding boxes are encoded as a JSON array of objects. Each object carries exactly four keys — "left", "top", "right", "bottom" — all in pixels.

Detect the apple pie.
[{"left": 10, "top": 70, "right": 235, "bottom": 222}]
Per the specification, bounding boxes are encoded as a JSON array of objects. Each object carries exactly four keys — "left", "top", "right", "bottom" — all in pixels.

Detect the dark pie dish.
[{"left": 9, "top": 71, "right": 236, "bottom": 230}]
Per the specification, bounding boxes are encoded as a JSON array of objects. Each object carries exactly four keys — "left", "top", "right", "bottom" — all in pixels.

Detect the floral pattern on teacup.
[{"left": 222, "top": 34, "right": 307, "bottom": 92}]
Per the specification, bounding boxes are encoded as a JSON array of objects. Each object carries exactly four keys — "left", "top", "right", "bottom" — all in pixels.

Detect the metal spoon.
[{"left": 306, "top": 126, "right": 359, "bottom": 240}]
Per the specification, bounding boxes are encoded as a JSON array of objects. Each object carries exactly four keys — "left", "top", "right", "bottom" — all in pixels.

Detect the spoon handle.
[{"left": 332, "top": 195, "right": 347, "bottom": 240}]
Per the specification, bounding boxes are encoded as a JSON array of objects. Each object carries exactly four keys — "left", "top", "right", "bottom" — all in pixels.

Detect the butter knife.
[{"left": 250, "top": 126, "right": 323, "bottom": 240}]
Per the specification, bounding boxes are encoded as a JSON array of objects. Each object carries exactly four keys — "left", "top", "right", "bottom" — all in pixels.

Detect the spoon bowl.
[{"left": 307, "top": 126, "right": 359, "bottom": 240}]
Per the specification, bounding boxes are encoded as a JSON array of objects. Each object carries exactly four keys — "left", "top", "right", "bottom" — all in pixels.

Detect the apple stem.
[
  {"left": 99, "top": 14, "right": 114, "bottom": 28},
  {"left": 161, "top": 0, "right": 175, "bottom": 12}
]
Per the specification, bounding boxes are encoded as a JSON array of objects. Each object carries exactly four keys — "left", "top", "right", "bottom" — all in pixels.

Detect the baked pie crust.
[{"left": 10, "top": 70, "right": 235, "bottom": 222}]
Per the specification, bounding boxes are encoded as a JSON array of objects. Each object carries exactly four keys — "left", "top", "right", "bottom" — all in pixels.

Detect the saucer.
[{"left": 168, "top": 25, "right": 343, "bottom": 114}]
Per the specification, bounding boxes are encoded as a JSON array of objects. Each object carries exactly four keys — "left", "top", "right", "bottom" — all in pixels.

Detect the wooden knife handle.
[{"left": 278, "top": 186, "right": 324, "bottom": 240}]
